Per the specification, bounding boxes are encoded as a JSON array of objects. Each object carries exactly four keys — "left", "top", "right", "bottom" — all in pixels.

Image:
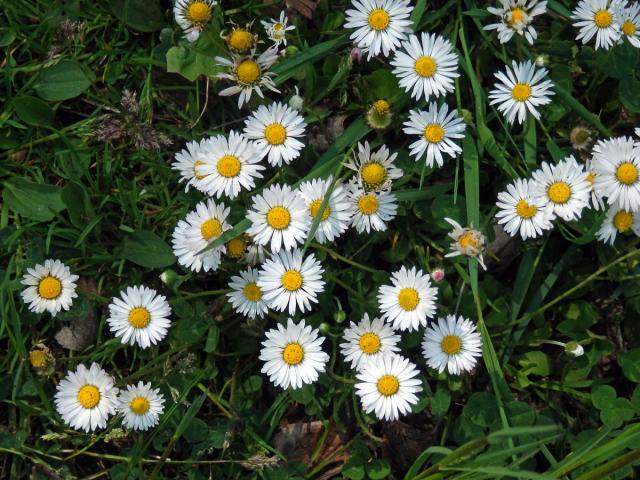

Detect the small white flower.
[
  {"left": 443, "top": 218, "right": 487, "bottom": 270},
  {"left": 262, "top": 10, "right": 296, "bottom": 46},
  {"left": 572, "top": 0, "right": 622, "bottom": 50},
  {"left": 484, "top": 0, "right": 548, "bottom": 44},
  {"left": 297, "top": 176, "right": 352, "bottom": 244},
  {"left": 21, "top": 259, "right": 79, "bottom": 317},
  {"left": 422, "top": 315, "right": 483, "bottom": 375},
  {"left": 340, "top": 313, "right": 401, "bottom": 370},
  {"left": 345, "top": 141, "right": 403, "bottom": 192},
  {"left": 171, "top": 139, "right": 207, "bottom": 193},
  {"left": 616, "top": 1, "right": 640, "bottom": 47},
  {"left": 174, "top": 0, "right": 217, "bottom": 42},
  {"left": 565, "top": 341, "right": 585, "bottom": 357},
  {"left": 227, "top": 267, "right": 269, "bottom": 319},
  {"left": 348, "top": 184, "right": 398, "bottom": 233},
  {"left": 585, "top": 160, "right": 606, "bottom": 210},
  {"left": 118, "top": 381, "right": 166, "bottom": 431},
  {"left": 591, "top": 136, "right": 640, "bottom": 212},
  {"left": 596, "top": 207, "right": 640, "bottom": 244},
  {"left": 496, "top": 178, "right": 554, "bottom": 239}
]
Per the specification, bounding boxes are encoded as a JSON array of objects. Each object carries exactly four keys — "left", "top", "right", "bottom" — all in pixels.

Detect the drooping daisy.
[
  {"left": 345, "top": 141, "right": 403, "bottom": 193},
  {"left": 572, "top": 0, "right": 622, "bottom": 50},
  {"left": 54, "top": 363, "right": 119, "bottom": 432},
  {"left": 596, "top": 207, "right": 640, "bottom": 244},
  {"left": 343, "top": 0, "right": 413, "bottom": 60},
  {"left": 496, "top": 178, "right": 554, "bottom": 239},
  {"left": 616, "top": 1, "right": 640, "bottom": 47},
  {"left": 227, "top": 267, "right": 269, "bottom": 319},
  {"left": 484, "top": 0, "right": 548, "bottom": 44},
  {"left": 355, "top": 354, "right": 422, "bottom": 421},
  {"left": 340, "top": 313, "right": 401, "bottom": 370},
  {"left": 223, "top": 25, "right": 258, "bottom": 54},
  {"left": 260, "top": 318, "right": 330, "bottom": 390},
  {"left": 118, "top": 381, "right": 165, "bottom": 431},
  {"left": 216, "top": 47, "right": 280, "bottom": 109},
  {"left": 297, "top": 176, "right": 351, "bottom": 244},
  {"left": 174, "top": 0, "right": 217, "bottom": 42},
  {"left": 261, "top": 11, "right": 296, "bottom": 46},
  {"left": 243, "top": 102, "right": 307, "bottom": 167},
  {"left": 107, "top": 285, "right": 172, "bottom": 349},
  {"left": 348, "top": 184, "right": 398, "bottom": 233},
  {"left": 377, "top": 266, "right": 438, "bottom": 332},
  {"left": 403, "top": 103, "right": 466, "bottom": 167},
  {"left": 390, "top": 32, "right": 460, "bottom": 101},
  {"left": 195, "top": 131, "right": 265, "bottom": 199},
  {"left": 171, "top": 139, "right": 207, "bottom": 193},
  {"left": 246, "top": 183, "right": 310, "bottom": 253},
  {"left": 422, "top": 315, "right": 483, "bottom": 375},
  {"left": 488, "top": 60, "right": 554, "bottom": 125},
  {"left": 591, "top": 136, "right": 640, "bottom": 212},
  {"left": 443, "top": 218, "right": 487, "bottom": 270},
  {"left": 21, "top": 259, "right": 79, "bottom": 317},
  {"left": 245, "top": 239, "right": 269, "bottom": 265},
  {"left": 257, "top": 248, "right": 325, "bottom": 315}
]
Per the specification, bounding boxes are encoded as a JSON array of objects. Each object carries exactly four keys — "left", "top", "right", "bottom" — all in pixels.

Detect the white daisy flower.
[
  {"left": 257, "top": 248, "right": 325, "bottom": 315},
  {"left": 443, "top": 218, "right": 487, "bottom": 270},
  {"left": 355, "top": 354, "right": 422, "bottom": 421},
  {"left": 585, "top": 165, "right": 607, "bottom": 210},
  {"left": 591, "top": 136, "right": 640, "bottom": 212},
  {"left": 348, "top": 184, "right": 398, "bottom": 233},
  {"left": 422, "top": 315, "right": 483, "bottom": 375},
  {"left": 377, "top": 266, "right": 438, "bottom": 332},
  {"left": 260, "top": 318, "right": 330, "bottom": 390},
  {"left": 340, "top": 313, "right": 401, "bottom": 370},
  {"left": 261, "top": 10, "right": 296, "bottom": 46},
  {"left": 195, "top": 131, "right": 265, "bottom": 199},
  {"left": 171, "top": 139, "right": 207, "bottom": 193},
  {"left": 227, "top": 267, "right": 269, "bottom": 319},
  {"left": 174, "top": 0, "right": 217, "bottom": 42},
  {"left": 21, "top": 259, "right": 79, "bottom": 317},
  {"left": 171, "top": 199, "right": 231, "bottom": 272},
  {"left": 245, "top": 239, "right": 269, "bottom": 265},
  {"left": 345, "top": 141, "right": 403, "bottom": 192},
  {"left": 403, "top": 103, "right": 466, "bottom": 168},
  {"left": 390, "top": 32, "right": 460, "bottom": 101},
  {"left": 297, "top": 176, "right": 352, "bottom": 244},
  {"left": 343, "top": 0, "right": 413, "bottom": 60},
  {"left": 596, "top": 207, "right": 640, "bottom": 244},
  {"left": 118, "top": 381, "right": 166, "bottom": 431},
  {"left": 107, "top": 285, "right": 172, "bottom": 349},
  {"left": 488, "top": 60, "right": 554, "bottom": 125},
  {"left": 572, "top": 0, "right": 622, "bottom": 50},
  {"left": 54, "top": 363, "right": 119, "bottom": 432},
  {"left": 496, "top": 178, "right": 554, "bottom": 239},
  {"left": 246, "top": 183, "right": 310, "bottom": 253},
  {"left": 484, "top": 0, "right": 548, "bottom": 44},
  {"left": 243, "top": 102, "right": 307, "bottom": 167},
  {"left": 616, "top": 1, "right": 640, "bottom": 47}
]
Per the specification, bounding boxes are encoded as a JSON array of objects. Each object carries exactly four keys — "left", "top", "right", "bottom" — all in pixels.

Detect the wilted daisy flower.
[
  {"left": 246, "top": 183, "right": 310, "bottom": 253},
  {"left": 570, "top": 125, "right": 595, "bottom": 152},
  {"left": 216, "top": 47, "right": 280, "bottom": 108},
  {"left": 297, "top": 176, "right": 351, "bottom": 244},
  {"left": 246, "top": 239, "right": 269, "bottom": 265},
  {"left": 616, "top": 2, "right": 640, "bottom": 47},
  {"left": 378, "top": 266, "right": 438, "bottom": 331},
  {"left": 195, "top": 131, "right": 265, "bottom": 199},
  {"left": 262, "top": 11, "right": 295, "bottom": 46},
  {"left": 346, "top": 141, "right": 403, "bottom": 193},
  {"left": 355, "top": 354, "right": 422, "bottom": 421},
  {"left": 572, "top": 0, "right": 622, "bottom": 50},
  {"left": 484, "top": 0, "right": 548, "bottom": 44},
  {"left": 54, "top": 363, "right": 119, "bottom": 432},
  {"left": 258, "top": 248, "right": 325, "bottom": 315},
  {"left": 107, "top": 285, "right": 172, "bottom": 349},
  {"left": 496, "top": 178, "right": 553, "bottom": 239},
  {"left": 340, "top": 313, "right": 401, "bottom": 370},
  {"left": 591, "top": 136, "right": 640, "bottom": 212},
  {"left": 260, "top": 318, "right": 330, "bottom": 389},
  {"left": 225, "top": 235, "right": 248, "bottom": 260},
  {"left": 443, "top": 218, "right": 487, "bottom": 270},
  {"left": 488, "top": 60, "right": 554, "bottom": 125},
  {"left": 29, "top": 344, "right": 55, "bottom": 373},
  {"left": 227, "top": 267, "right": 269, "bottom": 319},
  {"left": 21, "top": 259, "right": 78, "bottom": 317},
  {"left": 174, "top": 0, "right": 217, "bottom": 42},
  {"left": 243, "top": 102, "right": 307, "bottom": 167},
  {"left": 171, "top": 139, "right": 207, "bottom": 193},
  {"left": 391, "top": 32, "right": 460, "bottom": 101},
  {"left": 366, "top": 99, "right": 393, "bottom": 129},
  {"left": 596, "top": 207, "right": 640, "bottom": 244},
  {"left": 403, "top": 103, "right": 466, "bottom": 168},
  {"left": 223, "top": 25, "right": 258, "bottom": 54},
  {"left": 348, "top": 184, "right": 398, "bottom": 233},
  {"left": 422, "top": 315, "right": 483, "bottom": 375},
  {"left": 118, "top": 381, "right": 165, "bottom": 431}
]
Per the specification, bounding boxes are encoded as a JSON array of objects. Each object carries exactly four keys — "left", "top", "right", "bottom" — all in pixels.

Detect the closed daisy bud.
[
  {"left": 431, "top": 268, "right": 445, "bottom": 282},
  {"left": 569, "top": 125, "right": 595, "bottom": 152},
  {"left": 565, "top": 341, "right": 585, "bottom": 357}
]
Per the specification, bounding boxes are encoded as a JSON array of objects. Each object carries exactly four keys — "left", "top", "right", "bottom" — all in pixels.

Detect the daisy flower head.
[
  {"left": 390, "top": 32, "right": 460, "bottom": 101},
  {"left": 616, "top": 1, "right": 640, "bottom": 47},
  {"left": 345, "top": 141, "right": 403, "bottom": 193},
  {"left": 377, "top": 266, "right": 438, "bottom": 332},
  {"left": 443, "top": 218, "right": 487, "bottom": 270},
  {"left": 261, "top": 11, "right": 296, "bottom": 46},
  {"left": 591, "top": 136, "right": 640, "bottom": 212},
  {"left": 355, "top": 354, "right": 422, "bottom": 421},
  {"left": 54, "top": 363, "right": 119, "bottom": 432},
  {"left": 260, "top": 318, "right": 330, "bottom": 390},
  {"left": 171, "top": 139, "right": 207, "bottom": 193},
  {"left": 174, "top": 0, "right": 217, "bottom": 42},
  {"left": 107, "top": 285, "right": 172, "bottom": 349},
  {"left": 223, "top": 25, "right": 258, "bottom": 54},
  {"left": 596, "top": 206, "right": 640, "bottom": 244},
  {"left": 496, "top": 178, "right": 553, "bottom": 239},
  {"left": 343, "top": 0, "right": 414, "bottom": 60},
  {"left": 227, "top": 267, "right": 269, "bottom": 319},
  {"left": 257, "top": 248, "right": 325, "bottom": 315},
  {"left": 297, "top": 176, "right": 352, "bottom": 244},
  {"left": 484, "top": 0, "right": 548, "bottom": 45},
  {"left": 422, "top": 315, "right": 483, "bottom": 375},
  {"left": 243, "top": 102, "right": 307, "bottom": 167},
  {"left": 21, "top": 259, "right": 78, "bottom": 317},
  {"left": 347, "top": 184, "right": 398, "bottom": 233},
  {"left": 572, "top": 0, "right": 622, "bottom": 50},
  {"left": 570, "top": 125, "right": 596, "bottom": 152},
  {"left": 488, "top": 60, "right": 554, "bottom": 125},
  {"left": 403, "top": 103, "right": 466, "bottom": 167},
  {"left": 246, "top": 183, "right": 310, "bottom": 253},
  {"left": 366, "top": 99, "right": 393, "bottom": 130},
  {"left": 225, "top": 235, "right": 248, "bottom": 260},
  {"left": 340, "top": 313, "right": 401, "bottom": 370},
  {"left": 118, "top": 381, "right": 166, "bottom": 431}
]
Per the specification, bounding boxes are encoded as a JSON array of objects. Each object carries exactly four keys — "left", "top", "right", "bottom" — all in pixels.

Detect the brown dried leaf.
[{"left": 286, "top": 0, "right": 317, "bottom": 19}]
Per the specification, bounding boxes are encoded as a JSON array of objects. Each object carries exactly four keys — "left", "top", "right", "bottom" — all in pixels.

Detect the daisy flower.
[
  {"left": 118, "top": 381, "right": 166, "bottom": 431},
  {"left": 246, "top": 239, "right": 269, "bottom": 265},
  {"left": 21, "top": 259, "right": 78, "bottom": 317},
  {"left": 340, "top": 313, "right": 401, "bottom": 370},
  {"left": 591, "top": 136, "right": 640, "bottom": 212},
  {"left": 171, "top": 139, "right": 207, "bottom": 193},
  {"left": 345, "top": 141, "right": 403, "bottom": 193},
  {"left": 484, "top": 0, "right": 548, "bottom": 44},
  {"left": 422, "top": 315, "right": 483, "bottom": 375},
  {"left": 377, "top": 266, "right": 438, "bottom": 332},
  {"left": 227, "top": 267, "right": 269, "bottom": 319},
  {"left": 585, "top": 164, "right": 606, "bottom": 210},
  {"left": 343, "top": 0, "right": 413, "bottom": 60},
  {"left": 488, "top": 60, "right": 554, "bottom": 125},
  {"left": 260, "top": 318, "right": 330, "bottom": 390},
  {"left": 54, "top": 363, "right": 119, "bottom": 432},
  {"left": 572, "top": 0, "right": 622, "bottom": 50},
  {"left": 107, "top": 285, "right": 172, "bottom": 349},
  {"left": 496, "top": 178, "right": 553, "bottom": 239},
  {"left": 403, "top": 103, "right": 466, "bottom": 168},
  {"left": 443, "top": 218, "right": 487, "bottom": 270},
  {"left": 570, "top": 125, "right": 596, "bottom": 152},
  {"left": 616, "top": 1, "right": 640, "bottom": 47},
  {"left": 390, "top": 32, "right": 460, "bottom": 101},
  {"left": 355, "top": 354, "right": 422, "bottom": 421},
  {"left": 257, "top": 248, "right": 325, "bottom": 315},
  {"left": 243, "top": 102, "right": 307, "bottom": 167},
  {"left": 174, "top": 0, "right": 217, "bottom": 42},
  {"left": 297, "top": 176, "right": 352, "bottom": 244},
  {"left": 366, "top": 99, "right": 393, "bottom": 130},
  {"left": 261, "top": 11, "right": 295, "bottom": 46},
  {"left": 246, "top": 183, "right": 310, "bottom": 253},
  {"left": 223, "top": 25, "right": 258, "bottom": 54},
  {"left": 348, "top": 184, "right": 398, "bottom": 233},
  {"left": 225, "top": 235, "right": 248, "bottom": 260},
  {"left": 596, "top": 207, "right": 640, "bottom": 244}
]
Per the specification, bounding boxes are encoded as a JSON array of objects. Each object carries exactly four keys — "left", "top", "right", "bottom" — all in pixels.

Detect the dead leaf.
[
  {"left": 286, "top": 0, "right": 317, "bottom": 19},
  {"left": 55, "top": 301, "right": 97, "bottom": 351},
  {"left": 381, "top": 414, "right": 439, "bottom": 472}
]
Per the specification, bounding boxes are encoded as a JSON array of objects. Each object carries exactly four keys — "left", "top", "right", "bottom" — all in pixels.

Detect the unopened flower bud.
[
  {"left": 565, "top": 341, "right": 584, "bottom": 357},
  {"left": 431, "top": 268, "right": 445, "bottom": 282}
]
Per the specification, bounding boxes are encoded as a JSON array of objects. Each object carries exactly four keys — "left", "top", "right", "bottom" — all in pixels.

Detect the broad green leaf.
[
  {"left": 166, "top": 46, "right": 221, "bottom": 82},
  {"left": 119, "top": 230, "right": 175, "bottom": 268},
  {"left": 619, "top": 348, "right": 640, "bottom": 383},
  {"left": 12, "top": 95, "right": 54, "bottom": 126},
  {"left": 34, "top": 60, "right": 92, "bottom": 101},
  {"left": 3, "top": 178, "right": 65, "bottom": 221},
  {"left": 110, "top": 0, "right": 165, "bottom": 32},
  {"left": 592, "top": 385, "right": 617, "bottom": 410}
]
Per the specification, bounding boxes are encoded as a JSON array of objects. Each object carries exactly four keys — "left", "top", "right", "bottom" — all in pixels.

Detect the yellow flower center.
[
  {"left": 361, "top": 163, "right": 386, "bottom": 188},
  {"left": 616, "top": 162, "right": 638, "bottom": 185},
  {"left": 186, "top": 1, "right": 212, "bottom": 23},
  {"left": 415, "top": 56, "right": 437, "bottom": 77},
  {"left": 441, "top": 335, "right": 462, "bottom": 355},
  {"left": 128, "top": 307, "right": 151, "bottom": 328},
  {"left": 235, "top": 59, "right": 261, "bottom": 84},
  {"left": 594, "top": 9, "right": 613, "bottom": 28},
  {"left": 516, "top": 199, "right": 537, "bottom": 219},
  {"left": 458, "top": 231, "right": 479, "bottom": 250},
  {"left": 511, "top": 83, "right": 532, "bottom": 102},
  {"left": 377, "top": 374, "right": 399, "bottom": 396},
  {"left": 372, "top": 99, "right": 390, "bottom": 116},
  {"left": 397, "top": 287, "right": 420, "bottom": 311},
  {"left": 77, "top": 385, "right": 100, "bottom": 409},
  {"left": 368, "top": 8, "right": 390, "bottom": 30},
  {"left": 359, "top": 332, "right": 381, "bottom": 354},
  {"left": 243, "top": 282, "right": 262, "bottom": 302},
  {"left": 586, "top": 172, "right": 595, "bottom": 184},
  {"left": 282, "top": 342, "right": 304, "bottom": 365},
  {"left": 29, "top": 350, "right": 47, "bottom": 368},
  {"left": 38, "top": 276, "right": 62, "bottom": 300},
  {"left": 424, "top": 123, "right": 445, "bottom": 143},
  {"left": 281, "top": 270, "right": 303, "bottom": 291},
  {"left": 201, "top": 218, "right": 223, "bottom": 241},
  {"left": 193, "top": 160, "right": 207, "bottom": 180},
  {"left": 547, "top": 181, "right": 571, "bottom": 204},
  {"left": 309, "top": 199, "right": 331, "bottom": 221},
  {"left": 266, "top": 206, "right": 291, "bottom": 230},
  {"left": 510, "top": 7, "right": 525, "bottom": 24},
  {"left": 264, "top": 123, "right": 287, "bottom": 145},
  {"left": 357, "top": 194, "right": 379, "bottom": 215},
  {"left": 227, "top": 29, "right": 254, "bottom": 53},
  {"left": 226, "top": 237, "right": 246, "bottom": 258},
  {"left": 613, "top": 210, "right": 634, "bottom": 232},
  {"left": 130, "top": 396, "right": 150, "bottom": 415},
  {"left": 217, "top": 155, "right": 241, "bottom": 178},
  {"left": 623, "top": 20, "right": 637, "bottom": 36}
]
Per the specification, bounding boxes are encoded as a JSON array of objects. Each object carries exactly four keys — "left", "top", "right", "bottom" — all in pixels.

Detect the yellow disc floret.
[
  {"left": 359, "top": 332, "right": 381, "bottom": 354},
  {"left": 235, "top": 59, "right": 261, "bottom": 84},
  {"left": 397, "top": 287, "right": 420, "bottom": 311},
  {"left": 441, "top": 335, "right": 462, "bottom": 355},
  {"left": 616, "top": 162, "right": 638, "bottom": 185},
  {"left": 226, "top": 237, "right": 246, "bottom": 259},
  {"left": 424, "top": 123, "right": 445, "bottom": 143},
  {"left": 368, "top": 9, "right": 390, "bottom": 30},
  {"left": 243, "top": 282, "right": 263, "bottom": 302},
  {"left": 510, "top": 8, "right": 525, "bottom": 25},
  {"left": 282, "top": 342, "right": 304, "bottom": 365},
  {"left": 29, "top": 350, "right": 48, "bottom": 368},
  {"left": 227, "top": 29, "right": 254, "bottom": 53},
  {"left": 623, "top": 20, "right": 637, "bottom": 36},
  {"left": 415, "top": 56, "right": 437, "bottom": 77},
  {"left": 217, "top": 155, "right": 241, "bottom": 178},
  {"left": 77, "top": 385, "right": 100, "bottom": 409},
  {"left": 613, "top": 210, "right": 634, "bottom": 232},
  {"left": 38, "top": 276, "right": 62, "bottom": 300},
  {"left": 128, "top": 307, "right": 151, "bottom": 328},
  {"left": 281, "top": 270, "right": 303, "bottom": 291},
  {"left": 458, "top": 231, "right": 479, "bottom": 250},
  {"left": 511, "top": 83, "right": 532, "bottom": 102},
  {"left": 377, "top": 374, "right": 400, "bottom": 396},
  {"left": 266, "top": 206, "right": 291, "bottom": 230},
  {"left": 372, "top": 99, "right": 390, "bottom": 116},
  {"left": 594, "top": 9, "right": 613, "bottom": 28},
  {"left": 186, "top": 1, "right": 212, "bottom": 24},
  {"left": 201, "top": 218, "right": 223, "bottom": 241},
  {"left": 361, "top": 163, "right": 386, "bottom": 188},
  {"left": 516, "top": 199, "right": 537, "bottom": 219},
  {"left": 309, "top": 199, "right": 331, "bottom": 221},
  {"left": 130, "top": 396, "right": 150, "bottom": 415},
  {"left": 357, "top": 194, "right": 379, "bottom": 215},
  {"left": 547, "top": 181, "right": 571, "bottom": 204},
  {"left": 264, "top": 123, "right": 287, "bottom": 145}
]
